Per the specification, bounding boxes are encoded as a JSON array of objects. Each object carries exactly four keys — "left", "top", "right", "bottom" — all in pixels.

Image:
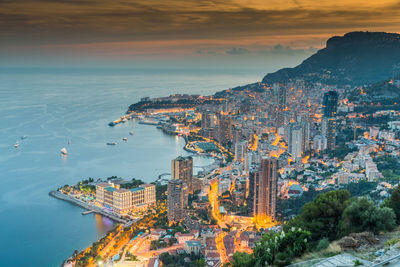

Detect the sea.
[{"left": 0, "top": 68, "right": 261, "bottom": 266}]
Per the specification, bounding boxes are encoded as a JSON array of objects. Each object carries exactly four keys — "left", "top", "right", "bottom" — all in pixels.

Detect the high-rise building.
[
  {"left": 288, "top": 124, "right": 304, "bottom": 159},
  {"left": 313, "top": 135, "right": 327, "bottom": 151},
  {"left": 167, "top": 179, "right": 188, "bottom": 223},
  {"left": 247, "top": 169, "right": 258, "bottom": 216},
  {"left": 300, "top": 117, "right": 311, "bottom": 152},
  {"left": 201, "top": 111, "right": 215, "bottom": 129},
  {"left": 278, "top": 86, "right": 287, "bottom": 111},
  {"left": 248, "top": 157, "right": 278, "bottom": 220},
  {"left": 171, "top": 156, "right": 193, "bottom": 192},
  {"left": 323, "top": 91, "right": 338, "bottom": 118},
  {"left": 321, "top": 117, "right": 336, "bottom": 150},
  {"left": 218, "top": 115, "right": 232, "bottom": 145},
  {"left": 322, "top": 91, "right": 338, "bottom": 150},
  {"left": 234, "top": 141, "right": 248, "bottom": 162}
]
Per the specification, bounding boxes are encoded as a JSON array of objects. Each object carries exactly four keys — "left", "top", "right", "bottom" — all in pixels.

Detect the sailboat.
[{"left": 61, "top": 147, "right": 68, "bottom": 155}]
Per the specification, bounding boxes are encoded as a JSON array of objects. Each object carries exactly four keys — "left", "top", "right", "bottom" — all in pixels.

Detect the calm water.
[{"left": 0, "top": 68, "right": 260, "bottom": 266}]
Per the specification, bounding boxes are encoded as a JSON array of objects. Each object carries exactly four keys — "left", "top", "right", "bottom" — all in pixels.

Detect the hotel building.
[{"left": 96, "top": 183, "right": 156, "bottom": 214}]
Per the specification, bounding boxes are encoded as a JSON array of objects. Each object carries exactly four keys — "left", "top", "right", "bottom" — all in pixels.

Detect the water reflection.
[{"left": 94, "top": 213, "right": 115, "bottom": 236}]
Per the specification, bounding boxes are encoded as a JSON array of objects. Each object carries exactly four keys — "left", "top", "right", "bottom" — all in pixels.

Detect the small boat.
[
  {"left": 20, "top": 136, "right": 28, "bottom": 140},
  {"left": 61, "top": 147, "right": 68, "bottom": 155},
  {"left": 14, "top": 142, "right": 19, "bottom": 148},
  {"left": 129, "top": 131, "right": 134, "bottom": 136},
  {"left": 122, "top": 137, "right": 128, "bottom": 141},
  {"left": 107, "top": 142, "right": 117, "bottom": 146}
]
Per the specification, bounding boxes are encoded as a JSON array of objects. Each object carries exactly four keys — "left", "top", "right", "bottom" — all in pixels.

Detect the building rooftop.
[
  {"left": 105, "top": 187, "right": 117, "bottom": 192},
  {"left": 96, "top": 183, "right": 110, "bottom": 188},
  {"left": 130, "top": 187, "right": 144, "bottom": 192},
  {"left": 185, "top": 240, "right": 202, "bottom": 247},
  {"left": 140, "top": 183, "right": 155, "bottom": 188}
]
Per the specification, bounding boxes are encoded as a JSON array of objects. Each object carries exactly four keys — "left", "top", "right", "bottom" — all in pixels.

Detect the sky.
[{"left": 1, "top": 0, "right": 400, "bottom": 71}]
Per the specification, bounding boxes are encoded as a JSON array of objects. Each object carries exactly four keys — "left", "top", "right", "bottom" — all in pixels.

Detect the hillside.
[{"left": 262, "top": 31, "right": 400, "bottom": 85}]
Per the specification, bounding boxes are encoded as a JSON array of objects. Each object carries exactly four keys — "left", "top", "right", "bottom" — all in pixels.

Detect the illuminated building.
[
  {"left": 234, "top": 141, "right": 248, "bottom": 162},
  {"left": 313, "top": 135, "right": 327, "bottom": 151},
  {"left": 322, "top": 91, "right": 338, "bottom": 150},
  {"left": 95, "top": 183, "right": 156, "bottom": 214},
  {"left": 288, "top": 123, "right": 304, "bottom": 159},
  {"left": 248, "top": 157, "right": 278, "bottom": 220},
  {"left": 171, "top": 156, "right": 193, "bottom": 192},
  {"left": 218, "top": 115, "right": 232, "bottom": 145},
  {"left": 167, "top": 179, "right": 188, "bottom": 223},
  {"left": 301, "top": 118, "right": 311, "bottom": 152},
  {"left": 273, "top": 83, "right": 287, "bottom": 111},
  {"left": 322, "top": 117, "right": 336, "bottom": 150},
  {"left": 323, "top": 91, "right": 338, "bottom": 117},
  {"left": 201, "top": 111, "right": 216, "bottom": 129}
]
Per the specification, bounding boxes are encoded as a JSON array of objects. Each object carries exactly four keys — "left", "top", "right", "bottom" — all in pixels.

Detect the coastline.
[{"left": 48, "top": 190, "right": 129, "bottom": 225}]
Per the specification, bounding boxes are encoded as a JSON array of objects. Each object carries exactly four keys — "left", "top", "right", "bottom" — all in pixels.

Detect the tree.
[
  {"left": 387, "top": 186, "right": 400, "bottom": 224},
  {"left": 252, "top": 227, "right": 311, "bottom": 267},
  {"left": 230, "top": 252, "right": 254, "bottom": 267},
  {"left": 339, "top": 197, "right": 396, "bottom": 235},
  {"left": 195, "top": 258, "right": 206, "bottom": 267},
  {"left": 287, "top": 190, "right": 351, "bottom": 243}
]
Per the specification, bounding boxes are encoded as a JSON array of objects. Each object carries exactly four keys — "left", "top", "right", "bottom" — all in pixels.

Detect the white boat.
[
  {"left": 129, "top": 131, "right": 134, "bottom": 135},
  {"left": 14, "top": 142, "right": 19, "bottom": 148},
  {"left": 61, "top": 147, "right": 68, "bottom": 155},
  {"left": 122, "top": 137, "right": 128, "bottom": 141}
]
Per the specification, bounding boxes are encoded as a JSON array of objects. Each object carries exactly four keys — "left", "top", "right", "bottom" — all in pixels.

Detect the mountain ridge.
[{"left": 262, "top": 31, "right": 400, "bottom": 85}]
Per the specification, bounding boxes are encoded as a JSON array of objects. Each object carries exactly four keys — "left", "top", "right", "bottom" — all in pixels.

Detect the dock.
[{"left": 82, "top": 210, "right": 94, "bottom": 215}]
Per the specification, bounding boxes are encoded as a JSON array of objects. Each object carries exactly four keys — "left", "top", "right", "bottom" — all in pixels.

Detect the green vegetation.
[
  {"left": 385, "top": 186, "right": 400, "bottom": 224},
  {"left": 316, "top": 238, "right": 330, "bottom": 251},
  {"left": 125, "top": 252, "right": 138, "bottom": 261},
  {"left": 279, "top": 181, "right": 377, "bottom": 219},
  {"left": 231, "top": 188, "right": 400, "bottom": 267},
  {"left": 229, "top": 227, "right": 311, "bottom": 267},
  {"left": 288, "top": 190, "right": 350, "bottom": 243},
  {"left": 120, "top": 178, "right": 145, "bottom": 189},
  {"left": 150, "top": 239, "right": 168, "bottom": 250},
  {"left": 339, "top": 197, "right": 396, "bottom": 235},
  {"left": 374, "top": 155, "right": 400, "bottom": 181},
  {"left": 159, "top": 252, "right": 205, "bottom": 267}
]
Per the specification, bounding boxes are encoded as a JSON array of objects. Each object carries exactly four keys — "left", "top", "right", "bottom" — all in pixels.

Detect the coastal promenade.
[{"left": 49, "top": 190, "right": 129, "bottom": 224}]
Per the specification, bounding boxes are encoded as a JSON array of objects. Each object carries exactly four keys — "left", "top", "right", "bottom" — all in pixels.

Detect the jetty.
[
  {"left": 81, "top": 210, "right": 94, "bottom": 215},
  {"left": 108, "top": 113, "right": 136, "bottom": 126}
]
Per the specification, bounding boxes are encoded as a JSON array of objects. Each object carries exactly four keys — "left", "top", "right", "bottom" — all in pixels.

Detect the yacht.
[
  {"left": 122, "top": 137, "right": 128, "bottom": 141},
  {"left": 14, "top": 142, "right": 19, "bottom": 148},
  {"left": 61, "top": 147, "right": 68, "bottom": 155}
]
